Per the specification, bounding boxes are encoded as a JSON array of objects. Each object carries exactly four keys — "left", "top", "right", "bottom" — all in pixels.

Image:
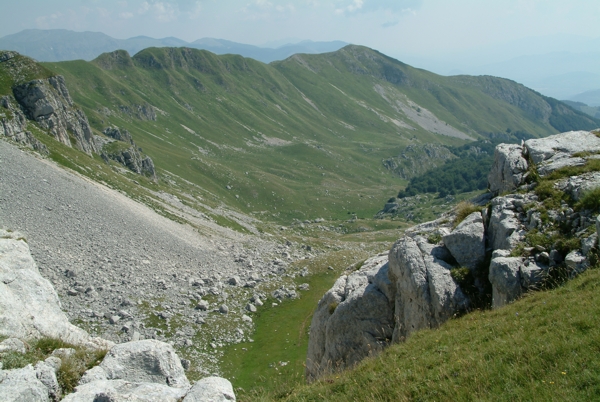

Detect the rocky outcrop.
[
  {"left": 306, "top": 254, "right": 395, "bottom": 380},
  {"left": 12, "top": 76, "right": 97, "bottom": 154},
  {"left": 307, "top": 129, "right": 600, "bottom": 381},
  {"left": 0, "top": 229, "right": 111, "bottom": 349},
  {"left": 98, "top": 126, "right": 157, "bottom": 180},
  {"left": 0, "top": 96, "right": 48, "bottom": 154}
]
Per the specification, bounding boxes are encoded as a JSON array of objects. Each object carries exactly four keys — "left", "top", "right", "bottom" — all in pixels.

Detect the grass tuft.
[
  {"left": 452, "top": 202, "right": 480, "bottom": 228},
  {"left": 575, "top": 187, "right": 600, "bottom": 212}
]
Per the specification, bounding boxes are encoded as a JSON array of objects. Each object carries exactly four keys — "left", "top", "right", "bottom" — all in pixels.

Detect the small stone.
[
  {"left": 241, "top": 315, "right": 253, "bottom": 323},
  {"left": 181, "top": 359, "right": 191, "bottom": 370},
  {"left": 228, "top": 276, "right": 241, "bottom": 286},
  {"left": 195, "top": 300, "right": 209, "bottom": 311},
  {"left": 109, "top": 315, "right": 121, "bottom": 324},
  {"left": 246, "top": 303, "right": 257, "bottom": 313},
  {"left": 67, "top": 288, "right": 79, "bottom": 296},
  {"left": 219, "top": 304, "right": 229, "bottom": 314}
]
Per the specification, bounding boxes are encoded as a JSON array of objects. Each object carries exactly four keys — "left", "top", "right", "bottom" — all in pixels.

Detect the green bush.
[{"left": 427, "top": 233, "right": 442, "bottom": 244}]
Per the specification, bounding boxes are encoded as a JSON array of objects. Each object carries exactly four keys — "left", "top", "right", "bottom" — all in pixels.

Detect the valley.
[{"left": 1, "top": 44, "right": 599, "bottom": 400}]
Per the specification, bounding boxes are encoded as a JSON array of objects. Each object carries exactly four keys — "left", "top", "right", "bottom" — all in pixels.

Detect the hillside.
[{"left": 36, "top": 45, "right": 599, "bottom": 224}]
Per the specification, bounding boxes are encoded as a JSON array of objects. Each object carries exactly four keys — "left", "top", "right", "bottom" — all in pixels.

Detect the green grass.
[
  {"left": 220, "top": 249, "right": 372, "bottom": 399},
  {"left": 276, "top": 266, "right": 600, "bottom": 401}
]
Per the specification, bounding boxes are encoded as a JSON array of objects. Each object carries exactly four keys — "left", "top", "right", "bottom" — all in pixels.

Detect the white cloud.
[
  {"left": 138, "top": 1, "right": 178, "bottom": 22},
  {"left": 120, "top": 12, "right": 135, "bottom": 19}
]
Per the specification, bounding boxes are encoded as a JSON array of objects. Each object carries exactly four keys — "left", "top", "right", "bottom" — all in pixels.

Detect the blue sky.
[{"left": 2, "top": 0, "right": 599, "bottom": 65}]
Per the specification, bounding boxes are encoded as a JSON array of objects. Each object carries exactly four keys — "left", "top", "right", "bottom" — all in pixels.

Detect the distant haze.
[{"left": 1, "top": 0, "right": 599, "bottom": 102}]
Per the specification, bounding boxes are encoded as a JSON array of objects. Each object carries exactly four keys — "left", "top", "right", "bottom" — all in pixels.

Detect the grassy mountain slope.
[
  {"left": 29, "top": 45, "right": 600, "bottom": 224},
  {"left": 41, "top": 45, "right": 600, "bottom": 224}
]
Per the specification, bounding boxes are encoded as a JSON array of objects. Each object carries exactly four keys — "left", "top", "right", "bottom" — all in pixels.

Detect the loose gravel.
[{"left": 0, "top": 140, "right": 314, "bottom": 375}]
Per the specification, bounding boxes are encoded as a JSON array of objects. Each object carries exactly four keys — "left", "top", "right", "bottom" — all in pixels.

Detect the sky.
[{"left": 2, "top": 0, "right": 600, "bottom": 76}]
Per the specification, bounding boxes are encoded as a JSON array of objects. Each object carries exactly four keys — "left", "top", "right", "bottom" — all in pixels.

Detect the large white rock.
[
  {"left": 488, "top": 143, "right": 528, "bottom": 195},
  {"left": 525, "top": 130, "right": 600, "bottom": 177},
  {"left": 525, "top": 130, "right": 600, "bottom": 165},
  {"left": 443, "top": 211, "right": 485, "bottom": 271},
  {"left": 98, "top": 339, "right": 190, "bottom": 388},
  {"left": 0, "top": 364, "right": 50, "bottom": 402},
  {"left": 388, "top": 236, "right": 468, "bottom": 342},
  {"left": 183, "top": 377, "right": 236, "bottom": 402},
  {"left": 62, "top": 379, "right": 188, "bottom": 402},
  {"left": 305, "top": 254, "right": 394, "bottom": 381},
  {"left": 0, "top": 232, "right": 111, "bottom": 349}
]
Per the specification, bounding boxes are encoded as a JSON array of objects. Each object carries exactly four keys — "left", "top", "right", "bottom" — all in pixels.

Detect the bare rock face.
[
  {"left": 183, "top": 377, "right": 236, "bottom": 402},
  {"left": 12, "top": 76, "right": 97, "bottom": 154},
  {"left": 443, "top": 211, "right": 485, "bottom": 272},
  {"left": 0, "top": 96, "right": 48, "bottom": 154},
  {"left": 98, "top": 126, "right": 157, "bottom": 180},
  {"left": 305, "top": 254, "right": 394, "bottom": 381},
  {"left": 0, "top": 230, "right": 111, "bottom": 350},
  {"left": 97, "top": 340, "right": 190, "bottom": 388},
  {"left": 488, "top": 143, "right": 528, "bottom": 195},
  {"left": 388, "top": 236, "right": 468, "bottom": 342}
]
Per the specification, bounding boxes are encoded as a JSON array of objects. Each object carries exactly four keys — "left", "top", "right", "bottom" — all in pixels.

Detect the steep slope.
[{"left": 38, "top": 45, "right": 599, "bottom": 224}]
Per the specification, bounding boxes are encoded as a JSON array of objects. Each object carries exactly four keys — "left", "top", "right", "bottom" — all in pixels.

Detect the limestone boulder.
[
  {"left": 0, "top": 232, "right": 112, "bottom": 349},
  {"left": 488, "top": 143, "right": 528, "bottom": 195},
  {"left": 61, "top": 380, "right": 188, "bottom": 402},
  {"left": 305, "top": 254, "right": 395, "bottom": 381},
  {"left": 98, "top": 339, "right": 190, "bottom": 388},
  {"left": 183, "top": 377, "right": 236, "bottom": 402},
  {"left": 489, "top": 255, "right": 548, "bottom": 308},
  {"left": 388, "top": 236, "right": 468, "bottom": 342},
  {"left": 443, "top": 211, "right": 485, "bottom": 271}
]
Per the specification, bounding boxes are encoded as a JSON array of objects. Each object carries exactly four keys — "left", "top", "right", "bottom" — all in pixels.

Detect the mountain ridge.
[{"left": 0, "top": 29, "right": 348, "bottom": 64}]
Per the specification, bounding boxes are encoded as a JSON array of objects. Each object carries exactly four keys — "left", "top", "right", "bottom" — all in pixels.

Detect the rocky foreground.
[{"left": 306, "top": 130, "right": 600, "bottom": 380}]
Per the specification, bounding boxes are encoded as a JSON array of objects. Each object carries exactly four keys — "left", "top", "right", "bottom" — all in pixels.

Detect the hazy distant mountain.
[
  {"left": 0, "top": 29, "right": 347, "bottom": 63},
  {"left": 569, "top": 89, "right": 600, "bottom": 107},
  {"left": 189, "top": 38, "right": 348, "bottom": 63},
  {"left": 393, "top": 35, "right": 600, "bottom": 101}
]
